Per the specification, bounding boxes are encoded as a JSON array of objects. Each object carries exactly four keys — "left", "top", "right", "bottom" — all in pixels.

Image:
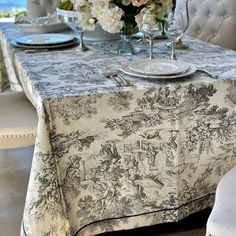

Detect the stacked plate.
[
  {"left": 120, "top": 59, "right": 197, "bottom": 80},
  {"left": 11, "top": 34, "right": 77, "bottom": 49}
]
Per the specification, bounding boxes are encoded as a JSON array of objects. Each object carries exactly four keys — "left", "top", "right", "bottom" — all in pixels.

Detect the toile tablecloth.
[{"left": 1, "top": 23, "right": 236, "bottom": 236}]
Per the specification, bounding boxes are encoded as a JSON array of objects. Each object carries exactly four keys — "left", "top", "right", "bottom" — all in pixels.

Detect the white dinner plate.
[
  {"left": 120, "top": 61, "right": 197, "bottom": 80},
  {"left": 11, "top": 38, "right": 77, "bottom": 49},
  {"left": 128, "top": 59, "right": 189, "bottom": 76},
  {"left": 15, "top": 34, "right": 75, "bottom": 46},
  {"left": 16, "top": 22, "right": 69, "bottom": 34}
]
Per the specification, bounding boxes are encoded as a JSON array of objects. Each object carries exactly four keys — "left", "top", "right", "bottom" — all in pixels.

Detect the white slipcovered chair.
[
  {"left": 0, "top": 34, "right": 37, "bottom": 149},
  {"left": 175, "top": 0, "right": 236, "bottom": 51},
  {"left": 0, "top": 92, "right": 37, "bottom": 149},
  {"left": 206, "top": 165, "right": 236, "bottom": 236}
]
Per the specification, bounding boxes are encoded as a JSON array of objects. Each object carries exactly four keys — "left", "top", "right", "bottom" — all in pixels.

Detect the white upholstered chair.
[
  {"left": 206, "top": 165, "right": 236, "bottom": 236},
  {"left": 175, "top": 0, "right": 236, "bottom": 51},
  {"left": 0, "top": 92, "right": 38, "bottom": 149}
]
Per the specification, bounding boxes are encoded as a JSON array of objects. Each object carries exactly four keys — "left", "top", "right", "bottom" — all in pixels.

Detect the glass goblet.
[
  {"left": 166, "top": 21, "right": 184, "bottom": 60},
  {"left": 174, "top": 0, "right": 190, "bottom": 49},
  {"left": 140, "top": 22, "right": 163, "bottom": 59},
  {"left": 166, "top": 0, "right": 190, "bottom": 50},
  {"left": 112, "top": 23, "right": 138, "bottom": 56},
  {"left": 70, "top": 21, "right": 89, "bottom": 52},
  {"left": 57, "top": 9, "right": 89, "bottom": 52}
]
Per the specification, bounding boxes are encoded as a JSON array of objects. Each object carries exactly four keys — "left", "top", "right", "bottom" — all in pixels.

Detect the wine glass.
[
  {"left": 140, "top": 18, "right": 163, "bottom": 59},
  {"left": 70, "top": 20, "right": 89, "bottom": 52},
  {"left": 166, "top": 0, "right": 190, "bottom": 50},
  {"left": 175, "top": 0, "right": 190, "bottom": 49},
  {"left": 166, "top": 13, "right": 184, "bottom": 60},
  {"left": 57, "top": 9, "right": 89, "bottom": 52},
  {"left": 112, "top": 23, "right": 137, "bottom": 56}
]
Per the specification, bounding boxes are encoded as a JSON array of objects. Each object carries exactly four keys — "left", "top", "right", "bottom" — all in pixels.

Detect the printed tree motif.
[
  {"left": 184, "top": 106, "right": 236, "bottom": 154},
  {"left": 108, "top": 91, "right": 133, "bottom": 112},
  {"left": 179, "top": 165, "right": 215, "bottom": 203},
  {"left": 225, "top": 81, "right": 236, "bottom": 105},
  {"left": 137, "top": 86, "right": 181, "bottom": 110},
  {"left": 49, "top": 96, "right": 99, "bottom": 125},
  {"left": 103, "top": 111, "right": 162, "bottom": 137},
  {"left": 178, "top": 84, "right": 217, "bottom": 119},
  {"left": 26, "top": 152, "right": 63, "bottom": 222},
  {"left": 104, "top": 84, "right": 217, "bottom": 137},
  {"left": 51, "top": 130, "right": 96, "bottom": 158},
  {"left": 62, "top": 155, "right": 82, "bottom": 198}
]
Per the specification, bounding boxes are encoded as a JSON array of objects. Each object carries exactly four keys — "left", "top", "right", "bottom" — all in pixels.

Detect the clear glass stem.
[
  {"left": 149, "top": 38, "right": 154, "bottom": 59},
  {"left": 112, "top": 34, "right": 135, "bottom": 55},
  {"left": 121, "top": 34, "right": 134, "bottom": 55},
  {"left": 170, "top": 41, "right": 177, "bottom": 60},
  {"left": 77, "top": 31, "right": 89, "bottom": 52},
  {"left": 137, "top": 33, "right": 149, "bottom": 44},
  {"left": 72, "top": 22, "right": 89, "bottom": 52}
]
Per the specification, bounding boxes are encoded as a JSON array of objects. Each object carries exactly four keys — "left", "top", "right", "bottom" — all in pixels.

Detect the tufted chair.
[
  {"left": 0, "top": 92, "right": 38, "bottom": 149},
  {"left": 175, "top": 0, "right": 236, "bottom": 51},
  {"left": 206, "top": 165, "right": 236, "bottom": 236},
  {"left": 0, "top": 35, "right": 37, "bottom": 149}
]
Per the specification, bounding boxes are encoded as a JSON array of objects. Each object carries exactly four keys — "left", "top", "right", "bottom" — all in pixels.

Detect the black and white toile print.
[{"left": 1, "top": 23, "right": 236, "bottom": 236}]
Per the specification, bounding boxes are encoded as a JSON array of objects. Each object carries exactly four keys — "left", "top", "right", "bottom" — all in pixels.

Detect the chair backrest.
[
  {"left": 206, "top": 165, "right": 236, "bottom": 236},
  {"left": 0, "top": 40, "right": 9, "bottom": 92},
  {"left": 175, "top": 0, "right": 236, "bottom": 51},
  {"left": 0, "top": 92, "right": 37, "bottom": 149}
]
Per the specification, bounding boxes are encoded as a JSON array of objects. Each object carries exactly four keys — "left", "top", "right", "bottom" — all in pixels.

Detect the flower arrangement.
[{"left": 72, "top": 0, "right": 173, "bottom": 33}]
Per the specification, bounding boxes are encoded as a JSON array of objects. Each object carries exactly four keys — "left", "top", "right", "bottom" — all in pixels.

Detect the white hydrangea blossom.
[
  {"left": 135, "top": 0, "right": 172, "bottom": 30},
  {"left": 73, "top": 0, "right": 172, "bottom": 33},
  {"left": 95, "top": 5, "right": 124, "bottom": 33},
  {"left": 78, "top": 13, "right": 96, "bottom": 31}
]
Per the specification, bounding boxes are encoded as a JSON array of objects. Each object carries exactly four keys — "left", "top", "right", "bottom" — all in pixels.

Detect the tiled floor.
[
  {"left": 0, "top": 147, "right": 33, "bottom": 235},
  {"left": 0, "top": 147, "right": 209, "bottom": 236}
]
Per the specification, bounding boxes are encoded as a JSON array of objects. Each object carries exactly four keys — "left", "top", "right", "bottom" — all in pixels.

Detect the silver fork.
[
  {"left": 108, "top": 67, "right": 135, "bottom": 87},
  {"left": 117, "top": 73, "right": 135, "bottom": 87},
  {"left": 104, "top": 70, "right": 122, "bottom": 87}
]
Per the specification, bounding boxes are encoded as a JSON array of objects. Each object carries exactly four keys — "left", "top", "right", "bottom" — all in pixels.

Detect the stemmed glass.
[
  {"left": 166, "top": 0, "right": 190, "bottom": 50},
  {"left": 140, "top": 17, "right": 163, "bottom": 59},
  {"left": 166, "top": 13, "right": 184, "bottom": 60},
  {"left": 57, "top": 9, "right": 89, "bottom": 52},
  {"left": 113, "top": 23, "right": 137, "bottom": 55},
  {"left": 175, "top": 0, "right": 190, "bottom": 49},
  {"left": 70, "top": 20, "right": 89, "bottom": 52}
]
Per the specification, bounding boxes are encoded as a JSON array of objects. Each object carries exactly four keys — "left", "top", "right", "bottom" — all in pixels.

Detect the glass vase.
[{"left": 112, "top": 23, "right": 138, "bottom": 56}]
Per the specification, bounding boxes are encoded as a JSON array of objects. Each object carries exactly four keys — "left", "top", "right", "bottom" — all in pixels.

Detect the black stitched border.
[
  {"left": 21, "top": 193, "right": 215, "bottom": 236},
  {"left": 22, "top": 220, "right": 27, "bottom": 236},
  {"left": 74, "top": 192, "right": 215, "bottom": 236}
]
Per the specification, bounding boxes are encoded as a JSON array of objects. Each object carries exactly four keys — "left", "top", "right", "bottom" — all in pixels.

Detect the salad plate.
[
  {"left": 128, "top": 59, "right": 189, "bottom": 76},
  {"left": 11, "top": 38, "right": 77, "bottom": 49},
  {"left": 120, "top": 61, "right": 197, "bottom": 80},
  {"left": 15, "top": 34, "right": 74, "bottom": 46}
]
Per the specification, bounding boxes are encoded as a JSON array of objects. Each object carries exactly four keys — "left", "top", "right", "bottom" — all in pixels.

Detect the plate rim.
[
  {"left": 128, "top": 59, "right": 190, "bottom": 76},
  {"left": 11, "top": 38, "right": 77, "bottom": 49},
  {"left": 120, "top": 61, "right": 197, "bottom": 80},
  {"left": 15, "top": 33, "right": 75, "bottom": 46}
]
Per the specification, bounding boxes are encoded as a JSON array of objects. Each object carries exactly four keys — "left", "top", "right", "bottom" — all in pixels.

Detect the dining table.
[{"left": 1, "top": 22, "right": 236, "bottom": 236}]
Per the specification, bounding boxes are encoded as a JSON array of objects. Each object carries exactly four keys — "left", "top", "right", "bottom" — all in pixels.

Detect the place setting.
[
  {"left": 116, "top": 59, "right": 219, "bottom": 86},
  {"left": 120, "top": 59, "right": 196, "bottom": 80},
  {"left": 10, "top": 33, "right": 78, "bottom": 52}
]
